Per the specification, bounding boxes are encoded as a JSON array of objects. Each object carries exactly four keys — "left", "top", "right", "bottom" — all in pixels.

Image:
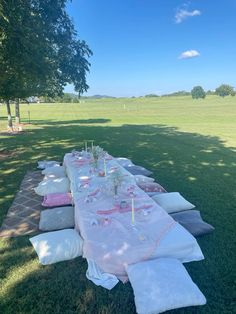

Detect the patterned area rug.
[{"left": 0, "top": 171, "right": 43, "bottom": 238}]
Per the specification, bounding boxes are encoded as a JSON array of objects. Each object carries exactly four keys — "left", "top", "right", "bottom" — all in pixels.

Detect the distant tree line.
[
  {"left": 161, "top": 91, "right": 191, "bottom": 97},
  {"left": 191, "top": 84, "right": 235, "bottom": 99},
  {"left": 144, "top": 84, "right": 235, "bottom": 99},
  {"left": 39, "top": 93, "right": 81, "bottom": 103}
]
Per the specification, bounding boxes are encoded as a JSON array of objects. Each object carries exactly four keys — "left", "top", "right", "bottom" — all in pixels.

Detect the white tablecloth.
[{"left": 64, "top": 153, "right": 204, "bottom": 282}]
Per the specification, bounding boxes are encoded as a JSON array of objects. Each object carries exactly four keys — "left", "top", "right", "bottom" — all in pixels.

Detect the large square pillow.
[
  {"left": 134, "top": 175, "right": 155, "bottom": 184},
  {"left": 39, "top": 206, "right": 75, "bottom": 231},
  {"left": 127, "top": 258, "right": 206, "bottom": 314},
  {"left": 30, "top": 229, "right": 83, "bottom": 265},
  {"left": 43, "top": 173, "right": 63, "bottom": 181},
  {"left": 124, "top": 165, "right": 153, "bottom": 177},
  {"left": 146, "top": 191, "right": 164, "bottom": 197},
  {"left": 151, "top": 223, "right": 204, "bottom": 262},
  {"left": 34, "top": 177, "right": 70, "bottom": 196},
  {"left": 138, "top": 182, "right": 167, "bottom": 193},
  {"left": 115, "top": 157, "right": 134, "bottom": 167},
  {"left": 37, "top": 161, "right": 60, "bottom": 170},
  {"left": 171, "top": 210, "right": 214, "bottom": 237},
  {"left": 152, "top": 192, "right": 195, "bottom": 213},
  {"left": 42, "top": 166, "right": 66, "bottom": 177},
  {"left": 42, "top": 193, "right": 72, "bottom": 207}
]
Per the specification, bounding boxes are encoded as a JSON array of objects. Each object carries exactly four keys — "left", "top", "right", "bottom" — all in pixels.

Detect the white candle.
[
  {"left": 91, "top": 141, "right": 94, "bottom": 150},
  {"left": 104, "top": 158, "right": 107, "bottom": 176},
  {"left": 131, "top": 198, "right": 135, "bottom": 225}
]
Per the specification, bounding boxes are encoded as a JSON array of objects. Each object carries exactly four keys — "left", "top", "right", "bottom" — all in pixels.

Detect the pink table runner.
[{"left": 64, "top": 153, "right": 176, "bottom": 281}]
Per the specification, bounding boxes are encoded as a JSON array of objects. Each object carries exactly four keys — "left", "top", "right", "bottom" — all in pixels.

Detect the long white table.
[{"left": 64, "top": 152, "right": 204, "bottom": 281}]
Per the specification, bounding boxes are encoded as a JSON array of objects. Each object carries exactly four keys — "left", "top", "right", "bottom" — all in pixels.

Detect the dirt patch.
[
  {"left": 0, "top": 149, "right": 20, "bottom": 160},
  {"left": 0, "top": 131, "right": 26, "bottom": 136}
]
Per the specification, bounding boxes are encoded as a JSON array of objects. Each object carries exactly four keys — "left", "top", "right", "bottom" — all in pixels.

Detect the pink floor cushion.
[
  {"left": 138, "top": 182, "right": 167, "bottom": 193},
  {"left": 42, "top": 192, "right": 72, "bottom": 207}
]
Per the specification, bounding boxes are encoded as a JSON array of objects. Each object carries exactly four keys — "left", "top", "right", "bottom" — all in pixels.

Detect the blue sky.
[{"left": 66, "top": 0, "right": 236, "bottom": 97}]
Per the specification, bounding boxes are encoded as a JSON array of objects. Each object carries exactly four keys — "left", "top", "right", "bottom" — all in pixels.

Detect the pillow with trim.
[
  {"left": 171, "top": 210, "right": 214, "bottom": 237},
  {"left": 152, "top": 192, "right": 195, "bottom": 213}
]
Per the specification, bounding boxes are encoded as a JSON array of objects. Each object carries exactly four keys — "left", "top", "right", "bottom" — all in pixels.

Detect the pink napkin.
[{"left": 97, "top": 204, "right": 153, "bottom": 215}]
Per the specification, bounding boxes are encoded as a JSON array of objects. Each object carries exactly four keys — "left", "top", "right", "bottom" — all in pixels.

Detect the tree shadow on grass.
[
  {"left": 0, "top": 122, "right": 236, "bottom": 313},
  {"left": 20, "top": 118, "right": 112, "bottom": 125}
]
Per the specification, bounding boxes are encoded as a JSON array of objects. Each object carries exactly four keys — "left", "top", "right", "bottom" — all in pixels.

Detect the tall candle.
[
  {"left": 91, "top": 141, "right": 94, "bottom": 150},
  {"left": 104, "top": 158, "right": 107, "bottom": 176},
  {"left": 131, "top": 198, "right": 135, "bottom": 225}
]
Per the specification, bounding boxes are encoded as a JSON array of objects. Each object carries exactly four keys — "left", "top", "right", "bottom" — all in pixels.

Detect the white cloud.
[
  {"left": 179, "top": 50, "right": 200, "bottom": 59},
  {"left": 175, "top": 9, "right": 201, "bottom": 23}
]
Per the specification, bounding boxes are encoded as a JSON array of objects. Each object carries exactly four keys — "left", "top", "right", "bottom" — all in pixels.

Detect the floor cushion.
[
  {"left": 29, "top": 229, "right": 83, "bottom": 265},
  {"left": 151, "top": 223, "right": 204, "bottom": 263},
  {"left": 134, "top": 175, "right": 155, "bottom": 184},
  {"left": 42, "top": 192, "right": 72, "bottom": 207},
  {"left": 146, "top": 191, "right": 165, "bottom": 197},
  {"left": 138, "top": 182, "right": 167, "bottom": 193},
  {"left": 34, "top": 177, "right": 70, "bottom": 196},
  {"left": 37, "top": 161, "right": 60, "bottom": 170},
  {"left": 42, "top": 165, "right": 66, "bottom": 177},
  {"left": 127, "top": 258, "right": 206, "bottom": 314},
  {"left": 43, "top": 173, "right": 64, "bottom": 181},
  {"left": 115, "top": 157, "right": 134, "bottom": 167},
  {"left": 39, "top": 206, "right": 75, "bottom": 231},
  {"left": 171, "top": 210, "right": 214, "bottom": 237},
  {"left": 152, "top": 192, "right": 195, "bottom": 213},
  {"left": 124, "top": 165, "right": 153, "bottom": 177}
]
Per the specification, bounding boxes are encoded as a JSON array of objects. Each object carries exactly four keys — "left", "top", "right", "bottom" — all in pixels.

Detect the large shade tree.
[{"left": 0, "top": 0, "right": 92, "bottom": 129}]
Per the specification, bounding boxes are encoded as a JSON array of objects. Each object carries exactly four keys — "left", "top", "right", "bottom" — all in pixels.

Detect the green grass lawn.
[{"left": 0, "top": 96, "right": 236, "bottom": 313}]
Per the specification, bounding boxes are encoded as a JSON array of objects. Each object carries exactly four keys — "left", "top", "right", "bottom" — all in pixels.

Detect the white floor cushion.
[
  {"left": 115, "top": 157, "right": 134, "bottom": 167},
  {"left": 42, "top": 165, "right": 66, "bottom": 177},
  {"left": 127, "top": 258, "right": 206, "bottom": 314},
  {"left": 124, "top": 165, "right": 153, "bottom": 177},
  {"left": 34, "top": 177, "right": 70, "bottom": 196},
  {"left": 29, "top": 229, "right": 83, "bottom": 265},
  {"left": 37, "top": 161, "right": 60, "bottom": 170},
  {"left": 151, "top": 223, "right": 204, "bottom": 262},
  {"left": 39, "top": 206, "right": 75, "bottom": 231},
  {"left": 134, "top": 175, "right": 155, "bottom": 184},
  {"left": 152, "top": 192, "right": 195, "bottom": 213}
]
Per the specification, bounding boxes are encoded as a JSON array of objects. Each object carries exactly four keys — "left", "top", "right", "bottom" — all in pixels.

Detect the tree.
[
  {"left": 206, "top": 90, "right": 215, "bottom": 95},
  {"left": 215, "top": 84, "right": 235, "bottom": 97},
  {"left": 0, "top": 0, "right": 92, "bottom": 129},
  {"left": 145, "top": 94, "right": 159, "bottom": 97},
  {"left": 191, "top": 86, "right": 206, "bottom": 99}
]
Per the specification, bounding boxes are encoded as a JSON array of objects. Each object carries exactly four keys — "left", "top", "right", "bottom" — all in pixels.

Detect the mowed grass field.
[{"left": 0, "top": 95, "right": 236, "bottom": 313}]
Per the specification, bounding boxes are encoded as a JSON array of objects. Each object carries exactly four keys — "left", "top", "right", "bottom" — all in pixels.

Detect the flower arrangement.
[
  {"left": 109, "top": 169, "right": 125, "bottom": 196},
  {"left": 92, "top": 145, "right": 105, "bottom": 160},
  {"left": 91, "top": 146, "right": 106, "bottom": 167}
]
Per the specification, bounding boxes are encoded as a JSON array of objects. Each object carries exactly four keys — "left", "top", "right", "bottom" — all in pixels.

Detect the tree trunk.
[
  {"left": 15, "top": 98, "right": 20, "bottom": 126},
  {"left": 6, "top": 100, "right": 13, "bottom": 131}
]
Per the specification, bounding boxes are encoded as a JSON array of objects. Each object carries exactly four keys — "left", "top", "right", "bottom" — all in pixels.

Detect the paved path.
[{"left": 0, "top": 171, "right": 43, "bottom": 238}]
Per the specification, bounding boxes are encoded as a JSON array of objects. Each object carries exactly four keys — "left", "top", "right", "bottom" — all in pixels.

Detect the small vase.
[{"left": 114, "top": 185, "right": 118, "bottom": 196}]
